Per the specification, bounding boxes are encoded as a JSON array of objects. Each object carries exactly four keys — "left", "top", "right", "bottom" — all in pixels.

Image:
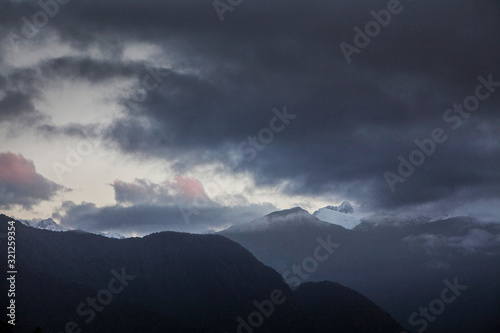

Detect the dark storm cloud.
[
  {"left": 0, "top": 152, "right": 64, "bottom": 209},
  {"left": 53, "top": 177, "right": 272, "bottom": 234},
  {"left": 112, "top": 176, "right": 207, "bottom": 205},
  {"left": 38, "top": 56, "right": 141, "bottom": 83},
  {"left": 0, "top": 69, "right": 44, "bottom": 125},
  {"left": 0, "top": 91, "right": 35, "bottom": 121},
  {"left": 36, "top": 123, "right": 91, "bottom": 138},
  {"left": 1, "top": 0, "right": 499, "bottom": 215}
]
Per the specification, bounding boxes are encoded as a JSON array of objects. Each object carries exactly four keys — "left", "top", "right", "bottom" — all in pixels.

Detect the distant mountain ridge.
[
  {"left": 221, "top": 208, "right": 500, "bottom": 333},
  {"left": 223, "top": 206, "right": 333, "bottom": 233},
  {"left": 320, "top": 201, "right": 355, "bottom": 214},
  {"left": 313, "top": 201, "right": 361, "bottom": 229},
  {"left": 20, "top": 218, "right": 69, "bottom": 232},
  {"left": 20, "top": 217, "right": 126, "bottom": 239},
  {"left": 0, "top": 214, "right": 405, "bottom": 333}
]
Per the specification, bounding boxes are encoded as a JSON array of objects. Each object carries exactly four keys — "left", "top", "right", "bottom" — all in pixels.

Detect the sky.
[{"left": 0, "top": 0, "right": 499, "bottom": 235}]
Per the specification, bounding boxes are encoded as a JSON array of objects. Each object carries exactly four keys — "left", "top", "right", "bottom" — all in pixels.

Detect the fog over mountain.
[
  {"left": 220, "top": 208, "right": 500, "bottom": 333},
  {"left": 19, "top": 217, "right": 126, "bottom": 239},
  {"left": 0, "top": 215, "right": 405, "bottom": 333}
]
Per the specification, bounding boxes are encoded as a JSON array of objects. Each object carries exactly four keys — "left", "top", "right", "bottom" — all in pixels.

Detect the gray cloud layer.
[
  {"left": 55, "top": 200, "right": 276, "bottom": 235},
  {"left": 0, "top": 152, "right": 64, "bottom": 209},
  {"left": 1, "top": 0, "right": 499, "bottom": 229}
]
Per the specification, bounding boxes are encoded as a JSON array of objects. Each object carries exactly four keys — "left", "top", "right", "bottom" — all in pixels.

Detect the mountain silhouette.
[
  {"left": 0, "top": 214, "right": 405, "bottom": 332},
  {"left": 220, "top": 208, "right": 500, "bottom": 333}
]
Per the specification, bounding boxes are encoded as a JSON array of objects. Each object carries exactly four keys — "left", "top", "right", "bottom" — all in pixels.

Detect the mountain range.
[
  {"left": 3, "top": 203, "right": 499, "bottom": 333},
  {"left": 220, "top": 207, "right": 500, "bottom": 333},
  {"left": 313, "top": 201, "right": 361, "bottom": 229},
  {"left": 19, "top": 218, "right": 126, "bottom": 239},
  {"left": 0, "top": 214, "right": 405, "bottom": 333}
]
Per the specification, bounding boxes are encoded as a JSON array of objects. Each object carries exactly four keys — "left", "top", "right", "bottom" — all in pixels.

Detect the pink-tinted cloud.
[
  {"left": 112, "top": 175, "right": 207, "bottom": 205},
  {"left": 0, "top": 152, "right": 38, "bottom": 184},
  {"left": 172, "top": 175, "right": 206, "bottom": 198},
  {"left": 0, "top": 152, "right": 63, "bottom": 208}
]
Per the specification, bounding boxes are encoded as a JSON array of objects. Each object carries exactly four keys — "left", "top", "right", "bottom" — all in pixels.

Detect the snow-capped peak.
[
  {"left": 94, "top": 231, "right": 127, "bottom": 239},
  {"left": 223, "top": 207, "right": 320, "bottom": 233},
  {"left": 19, "top": 219, "right": 37, "bottom": 228},
  {"left": 20, "top": 218, "right": 69, "bottom": 232},
  {"left": 313, "top": 202, "right": 360, "bottom": 229},
  {"left": 323, "top": 201, "right": 355, "bottom": 214},
  {"left": 36, "top": 218, "right": 69, "bottom": 232},
  {"left": 19, "top": 217, "right": 127, "bottom": 238},
  {"left": 266, "top": 207, "right": 310, "bottom": 218}
]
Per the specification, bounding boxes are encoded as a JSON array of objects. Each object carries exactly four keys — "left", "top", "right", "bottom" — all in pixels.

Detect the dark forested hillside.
[
  {"left": 220, "top": 209, "right": 500, "bottom": 333},
  {"left": 0, "top": 215, "right": 404, "bottom": 333}
]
